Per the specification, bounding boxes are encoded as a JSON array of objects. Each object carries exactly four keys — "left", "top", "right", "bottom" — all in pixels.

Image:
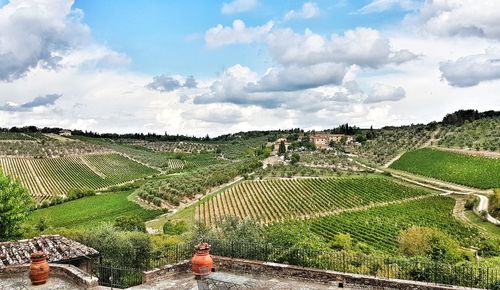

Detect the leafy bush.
[
  {"left": 114, "top": 215, "right": 146, "bottom": 232},
  {"left": 163, "top": 220, "right": 188, "bottom": 235}
]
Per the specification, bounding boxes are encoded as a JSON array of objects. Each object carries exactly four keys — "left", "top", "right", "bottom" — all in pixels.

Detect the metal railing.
[{"left": 148, "top": 240, "right": 500, "bottom": 289}]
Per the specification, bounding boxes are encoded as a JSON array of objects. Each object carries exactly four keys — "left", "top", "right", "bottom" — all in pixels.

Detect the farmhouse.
[
  {"left": 311, "top": 133, "right": 353, "bottom": 149},
  {"left": 59, "top": 129, "right": 72, "bottom": 136},
  {"left": 0, "top": 235, "right": 98, "bottom": 273}
]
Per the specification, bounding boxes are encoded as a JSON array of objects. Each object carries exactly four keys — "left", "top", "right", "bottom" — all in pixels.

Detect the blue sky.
[
  {"left": 0, "top": 0, "right": 498, "bottom": 135},
  {"left": 73, "top": 0, "right": 410, "bottom": 76}
]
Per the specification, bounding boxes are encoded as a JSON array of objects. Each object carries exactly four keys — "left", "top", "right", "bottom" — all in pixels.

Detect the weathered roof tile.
[{"left": 0, "top": 235, "right": 99, "bottom": 266}]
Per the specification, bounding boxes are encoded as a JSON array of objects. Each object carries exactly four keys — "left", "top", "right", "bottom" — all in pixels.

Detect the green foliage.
[
  {"left": 489, "top": 189, "right": 500, "bottom": 218},
  {"left": 330, "top": 233, "right": 353, "bottom": 251},
  {"left": 80, "top": 223, "right": 152, "bottom": 268},
  {"left": 67, "top": 188, "right": 96, "bottom": 200},
  {"left": 114, "top": 215, "right": 146, "bottom": 232},
  {"left": 163, "top": 220, "right": 188, "bottom": 235},
  {"left": 278, "top": 140, "right": 286, "bottom": 156},
  {"left": 398, "top": 226, "right": 463, "bottom": 262},
  {"left": 464, "top": 195, "right": 478, "bottom": 210},
  {"left": 290, "top": 153, "right": 300, "bottom": 165},
  {"left": 35, "top": 216, "right": 49, "bottom": 232},
  {"left": 390, "top": 148, "right": 500, "bottom": 189},
  {"left": 0, "top": 173, "right": 34, "bottom": 241},
  {"left": 309, "top": 196, "right": 481, "bottom": 254}
]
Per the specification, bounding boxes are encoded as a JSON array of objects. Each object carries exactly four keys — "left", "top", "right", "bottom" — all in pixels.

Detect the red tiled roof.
[{"left": 0, "top": 235, "right": 98, "bottom": 267}]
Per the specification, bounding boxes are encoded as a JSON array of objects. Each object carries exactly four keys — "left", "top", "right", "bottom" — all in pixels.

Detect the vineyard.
[
  {"left": 0, "top": 154, "right": 159, "bottom": 200},
  {"left": 390, "top": 148, "right": 500, "bottom": 189},
  {"left": 308, "top": 196, "right": 481, "bottom": 253},
  {"left": 137, "top": 159, "right": 261, "bottom": 207},
  {"left": 195, "top": 176, "right": 434, "bottom": 224},
  {"left": 81, "top": 154, "right": 158, "bottom": 182}
]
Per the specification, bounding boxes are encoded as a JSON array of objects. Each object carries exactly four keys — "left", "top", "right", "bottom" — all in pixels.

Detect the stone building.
[{"left": 311, "top": 134, "right": 354, "bottom": 149}]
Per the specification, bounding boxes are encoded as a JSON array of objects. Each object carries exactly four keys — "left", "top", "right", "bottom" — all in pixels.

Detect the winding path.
[
  {"left": 474, "top": 194, "right": 500, "bottom": 225},
  {"left": 352, "top": 159, "right": 500, "bottom": 226}
]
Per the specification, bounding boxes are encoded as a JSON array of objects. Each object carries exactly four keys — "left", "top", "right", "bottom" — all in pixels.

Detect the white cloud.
[
  {"left": 439, "top": 49, "right": 500, "bottom": 87},
  {"left": 248, "top": 63, "right": 347, "bottom": 92},
  {"left": 284, "top": 2, "right": 320, "bottom": 20},
  {"left": 221, "top": 0, "right": 257, "bottom": 14},
  {"left": 358, "top": 0, "right": 419, "bottom": 14},
  {"left": 365, "top": 84, "right": 406, "bottom": 103},
  {"left": 266, "top": 27, "right": 417, "bottom": 68},
  {"left": 0, "top": 0, "right": 91, "bottom": 81},
  {"left": 205, "top": 20, "right": 274, "bottom": 48},
  {"left": 416, "top": 0, "right": 500, "bottom": 39}
]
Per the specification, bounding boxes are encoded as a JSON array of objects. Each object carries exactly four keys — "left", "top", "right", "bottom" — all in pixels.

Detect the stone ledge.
[
  {"left": 142, "top": 260, "right": 191, "bottom": 283},
  {"left": 0, "top": 263, "right": 99, "bottom": 288},
  {"left": 212, "top": 256, "right": 483, "bottom": 290}
]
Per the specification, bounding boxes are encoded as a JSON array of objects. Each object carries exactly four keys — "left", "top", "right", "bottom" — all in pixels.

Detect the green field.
[
  {"left": 26, "top": 190, "right": 162, "bottom": 229},
  {"left": 390, "top": 148, "right": 500, "bottom": 189},
  {"left": 309, "top": 196, "right": 480, "bottom": 253},
  {"left": 196, "top": 176, "right": 434, "bottom": 224}
]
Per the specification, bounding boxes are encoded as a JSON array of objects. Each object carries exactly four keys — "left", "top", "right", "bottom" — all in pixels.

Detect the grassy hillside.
[
  {"left": 437, "top": 118, "right": 500, "bottom": 151},
  {"left": 390, "top": 148, "right": 500, "bottom": 189},
  {"left": 196, "top": 176, "right": 434, "bottom": 224},
  {"left": 309, "top": 196, "right": 480, "bottom": 253},
  {"left": 26, "top": 190, "right": 162, "bottom": 230},
  {"left": 351, "top": 125, "right": 434, "bottom": 165}
]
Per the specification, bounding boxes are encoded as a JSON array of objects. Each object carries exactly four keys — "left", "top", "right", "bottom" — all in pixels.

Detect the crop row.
[
  {"left": 308, "top": 196, "right": 480, "bottom": 253},
  {"left": 195, "top": 177, "right": 433, "bottom": 224},
  {"left": 0, "top": 154, "right": 158, "bottom": 201},
  {"left": 82, "top": 154, "right": 158, "bottom": 182}
]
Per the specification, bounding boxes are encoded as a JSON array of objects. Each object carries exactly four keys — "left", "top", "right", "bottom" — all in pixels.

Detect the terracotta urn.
[
  {"left": 192, "top": 243, "right": 213, "bottom": 279},
  {"left": 29, "top": 251, "right": 49, "bottom": 285}
]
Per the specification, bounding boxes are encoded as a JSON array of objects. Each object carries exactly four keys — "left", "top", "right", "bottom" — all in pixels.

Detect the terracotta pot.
[
  {"left": 192, "top": 243, "right": 213, "bottom": 278},
  {"left": 29, "top": 251, "right": 49, "bottom": 285}
]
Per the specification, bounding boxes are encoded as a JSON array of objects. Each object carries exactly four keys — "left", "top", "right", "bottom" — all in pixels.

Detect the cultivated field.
[
  {"left": 309, "top": 196, "right": 480, "bottom": 253},
  {"left": 195, "top": 176, "right": 434, "bottom": 224},
  {"left": 0, "top": 153, "right": 159, "bottom": 200},
  {"left": 27, "top": 190, "right": 162, "bottom": 230},
  {"left": 390, "top": 148, "right": 500, "bottom": 189}
]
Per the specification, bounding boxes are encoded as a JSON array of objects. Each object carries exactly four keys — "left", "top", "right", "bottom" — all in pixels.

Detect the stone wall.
[
  {"left": 0, "top": 263, "right": 99, "bottom": 288},
  {"left": 211, "top": 256, "right": 482, "bottom": 290},
  {"left": 142, "top": 260, "right": 191, "bottom": 283},
  {"left": 139, "top": 256, "right": 484, "bottom": 290}
]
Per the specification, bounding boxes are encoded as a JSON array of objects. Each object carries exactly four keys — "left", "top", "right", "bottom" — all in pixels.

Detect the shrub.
[
  {"left": 114, "top": 215, "right": 146, "bottom": 232},
  {"left": 163, "top": 220, "right": 188, "bottom": 235},
  {"left": 398, "top": 226, "right": 462, "bottom": 262}
]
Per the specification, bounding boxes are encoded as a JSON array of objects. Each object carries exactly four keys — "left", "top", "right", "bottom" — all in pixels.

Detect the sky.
[{"left": 0, "top": 0, "right": 499, "bottom": 136}]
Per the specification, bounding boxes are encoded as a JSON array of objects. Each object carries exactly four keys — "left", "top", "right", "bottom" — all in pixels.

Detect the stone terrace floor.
[
  {"left": 128, "top": 272, "right": 389, "bottom": 290},
  {"left": 0, "top": 274, "right": 86, "bottom": 290}
]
